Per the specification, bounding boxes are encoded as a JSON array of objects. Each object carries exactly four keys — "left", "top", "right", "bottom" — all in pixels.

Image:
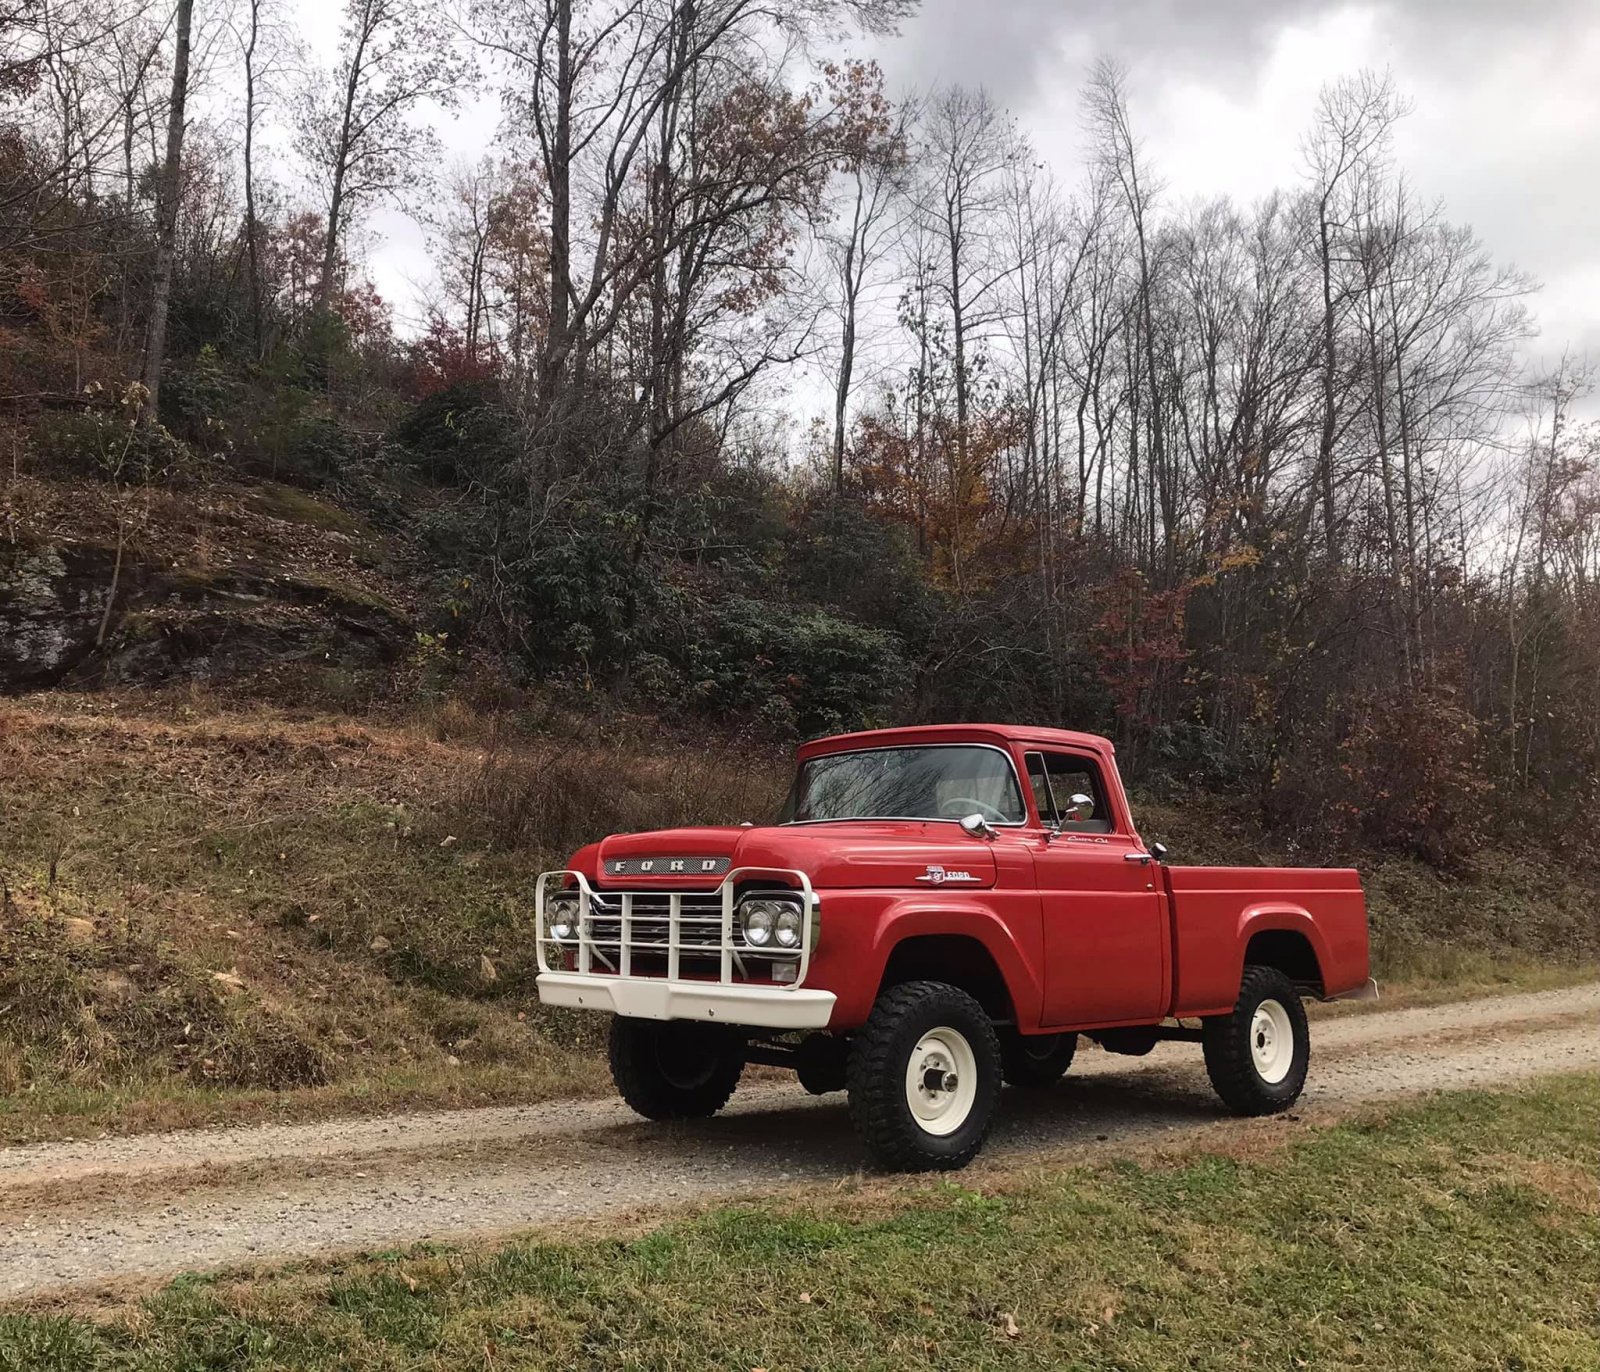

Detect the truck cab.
[{"left": 536, "top": 724, "right": 1373, "bottom": 1170}]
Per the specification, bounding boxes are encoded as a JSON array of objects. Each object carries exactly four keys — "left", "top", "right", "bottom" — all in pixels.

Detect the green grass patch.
[
  {"left": 247, "top": 481, "right": 371, "bottom": 536},
  {"left": 4, "top": 1075, "right": 1598, "bottom": 1369}
]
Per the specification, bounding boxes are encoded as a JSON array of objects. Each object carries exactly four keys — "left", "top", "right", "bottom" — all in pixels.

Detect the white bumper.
[{"left": 537, "top": 973, "right": 836, "bottom": 1029}]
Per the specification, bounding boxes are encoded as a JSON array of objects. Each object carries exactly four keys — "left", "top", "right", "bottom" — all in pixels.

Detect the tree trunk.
[
  {"left": 1316, "top": 205, "right": 1340, "bottom": 560},
  {"left": 243, "top": 0, "right": 264, "bottom": 357},
  {"left": 832, "top": 177, "right": 864, "bottom": 498},
  {"left": 140, "top": 0, "right": 194, "bottom": 427},
  {"left": 541, "top": 0, "right": 572, "bottom": 403},
  {"left": 318, "top": 5, "right": 372, "bottom": 311}
]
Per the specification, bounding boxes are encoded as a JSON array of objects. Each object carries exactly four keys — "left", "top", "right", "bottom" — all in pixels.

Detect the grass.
[
  {"left": 0, "top": 691, "right": 787, "bottom": 1143},
  {"left": 2, "top": 1074, "right": 1597, "bottom": 1369}
]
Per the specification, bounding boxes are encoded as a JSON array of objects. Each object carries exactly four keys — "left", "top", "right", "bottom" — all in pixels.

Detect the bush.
[
  {"left": 241, "top": 408, "right": 360, "bottom": 486},
  {"left": 651, "top": 594, "right": 907, "bottom": 737},
  {"left": 390, "top": 379, "right": 517, "bottom": 485},
  {"left": 33, "top": 410, "right": 191, "bottom": 486},
  {"left": 158, "top": 346, "right": 239, "bottom": 452},
  {"left": 1270, "top": 686, "right": 1492, "bottom": 868},
  {"left": 782, "top": 498, "right": 934, "bottom": 639}
]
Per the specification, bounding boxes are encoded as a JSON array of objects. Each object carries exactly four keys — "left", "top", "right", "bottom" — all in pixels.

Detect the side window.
[{"left": 1043, "top": 753, "right": 1114, "bottom": 834}]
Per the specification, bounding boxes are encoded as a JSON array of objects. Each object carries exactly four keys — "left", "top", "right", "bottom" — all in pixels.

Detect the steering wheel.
[{"left": 941, "top": 797, "right": 1008, "bottom": 823}]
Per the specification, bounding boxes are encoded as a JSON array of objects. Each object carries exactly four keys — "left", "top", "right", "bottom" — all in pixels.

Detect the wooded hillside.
[{"left": 3, "top": 0, "right": 1598, "bottom": 874}]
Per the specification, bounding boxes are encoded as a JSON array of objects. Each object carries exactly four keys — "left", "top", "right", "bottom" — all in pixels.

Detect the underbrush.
[{"left": 3, "top": 1075, "right": 1596, "bottom": 1368}]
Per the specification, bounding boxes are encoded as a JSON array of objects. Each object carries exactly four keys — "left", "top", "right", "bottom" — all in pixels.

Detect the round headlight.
[
  {"left": 741, "top": 901, "right": 775, "bottom": 947},
  {"left": 774, "top": 905, "right": 803, "bottom": 949},
  {"left": 548, "top": 895, "right": 579, "bottom": 941}
]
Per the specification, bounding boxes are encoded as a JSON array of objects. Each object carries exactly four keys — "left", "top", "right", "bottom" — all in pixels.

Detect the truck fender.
[
  {"left": 1233, "top": 903, "right": 1335, "bottom": 996},
  {"left": 830, "top": 900, "right": 1045, "bottom": 1030}
]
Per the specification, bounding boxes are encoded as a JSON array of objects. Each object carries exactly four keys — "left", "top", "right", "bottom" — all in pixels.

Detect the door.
[{"left": 1024, "top": 750, "right": 1167, "bottom": 1027}]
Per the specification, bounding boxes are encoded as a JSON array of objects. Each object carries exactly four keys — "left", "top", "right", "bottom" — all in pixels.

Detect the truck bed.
[{"left": 1161, "top": 865, "right": 1370, "bottom": 1018}]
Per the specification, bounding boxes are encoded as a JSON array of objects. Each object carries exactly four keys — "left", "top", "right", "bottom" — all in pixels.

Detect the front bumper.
[{"left": 537, "top": 972, "right": 837, "bottom": 1029}]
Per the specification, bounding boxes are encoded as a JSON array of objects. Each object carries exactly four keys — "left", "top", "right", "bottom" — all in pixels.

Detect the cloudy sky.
[{"left": 326, "top": 0, "right": 1599, "bottom": 410}]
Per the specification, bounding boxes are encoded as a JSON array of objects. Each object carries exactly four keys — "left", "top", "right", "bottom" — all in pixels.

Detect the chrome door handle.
[{"left": 1124, "top": 852, "right": 1152, "bottom": 864}]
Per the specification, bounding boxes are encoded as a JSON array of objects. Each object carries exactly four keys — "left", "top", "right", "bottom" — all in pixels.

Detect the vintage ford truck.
[{"left": 536, "top": 724, "right": 1374, "bottom": 1169}]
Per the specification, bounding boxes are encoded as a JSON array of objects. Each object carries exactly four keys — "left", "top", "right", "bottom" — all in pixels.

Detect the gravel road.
[{"left": 3, "top": 982, "right": 1597, "bottom": 1301}]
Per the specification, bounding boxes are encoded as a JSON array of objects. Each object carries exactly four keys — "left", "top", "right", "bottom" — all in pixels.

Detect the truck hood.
[{"left": 589, "top": 823, "right": 998, "bottom": 890}]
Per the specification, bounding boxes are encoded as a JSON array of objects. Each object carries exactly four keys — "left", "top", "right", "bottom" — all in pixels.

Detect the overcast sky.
[{"left": 319, "top": 0, "right": 1600, "bottom": 416}]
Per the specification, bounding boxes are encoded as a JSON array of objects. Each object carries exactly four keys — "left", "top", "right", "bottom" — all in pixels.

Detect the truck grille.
[{"left": 534, "top": 869, "right": 817, "bottom": 988}]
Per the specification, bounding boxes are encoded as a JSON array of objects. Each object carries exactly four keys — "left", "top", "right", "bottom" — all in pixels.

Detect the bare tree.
[
  {"left": 819, "top": 65, "right": 906, "bottom": 496},
  {"left": 1301, "top": 68, "right": 1405, "bottom": 559},
  {"left": 298, "top": 0, "right": 464, "bottom": 311},
  {"left": 139, "top": 0, "right": 192, "bottom": 424}
]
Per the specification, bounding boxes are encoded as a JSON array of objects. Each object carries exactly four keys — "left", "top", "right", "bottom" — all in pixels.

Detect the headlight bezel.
[
  {"left": 547, "top": 893, "right": 580, "bottom": 941},
  {"left": 738, "top": 894, "right": 809, "bottom": 952}
]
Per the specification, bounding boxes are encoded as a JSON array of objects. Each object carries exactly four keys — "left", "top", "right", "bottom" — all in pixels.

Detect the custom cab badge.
[{"left": 915, "top": 864, "right": 982, "bottom": 885}]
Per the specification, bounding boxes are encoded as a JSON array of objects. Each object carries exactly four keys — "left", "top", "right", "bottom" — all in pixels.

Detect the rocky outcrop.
[{"left": 1, "top": 539, "right": 411, "bottom": 691}]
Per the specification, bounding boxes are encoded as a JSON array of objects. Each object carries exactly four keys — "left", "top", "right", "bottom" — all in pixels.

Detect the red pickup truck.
[{"left": 537, "top": 724, "right": 1374, "bottom": 1170}]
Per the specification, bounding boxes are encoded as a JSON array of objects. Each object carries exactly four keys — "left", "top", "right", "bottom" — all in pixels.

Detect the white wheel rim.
[
  {"left": 904, "top": 1026, "right": 978, "bottom": 1136},
  {"left": 1250, "top": 999, "right": 1295, "bottom": 1084}
]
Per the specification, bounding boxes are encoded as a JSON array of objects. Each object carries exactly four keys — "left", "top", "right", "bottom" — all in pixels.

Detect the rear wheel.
[
  {"left": 609, "top": 1017, "right": 744, "bottom": 1120},
  {"left": 846, "top": 981, "right": 1002, "bottom": 1171},
  {"left": 1001, "top": 1030, "right": 1078, "bottom": 1087},
  {"left": 1202, "top": 965, "right": 1309, "bottom": 1115}
]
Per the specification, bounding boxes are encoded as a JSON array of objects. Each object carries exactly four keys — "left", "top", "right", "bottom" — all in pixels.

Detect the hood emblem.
[
  {"left": 915, "top": 864, "right": 981, "bottom": 885},
  {"left": 605, "top": 856, "right": 731, "bottom": 877}
]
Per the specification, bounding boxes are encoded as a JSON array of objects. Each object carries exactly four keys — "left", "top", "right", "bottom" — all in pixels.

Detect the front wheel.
[
  {"left": 1202, "top": 965, "right": 1310, "bottom": 1115},
  {"left": 846, "top": 981, "right": 1002, "bottom": 1171},
  {"left": 609, "top": 1017, "right": 744, "bottom": 1120}
]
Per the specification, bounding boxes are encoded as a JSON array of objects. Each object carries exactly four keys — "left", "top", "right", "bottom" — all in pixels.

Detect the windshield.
[{"left": 779, "top": 745, "right": 1026, "bottom": 825}]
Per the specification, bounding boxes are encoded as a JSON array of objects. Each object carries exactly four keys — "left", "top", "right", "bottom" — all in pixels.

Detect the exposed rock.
[
  {"left": 0, "top": 546, "right": 106, "bottom": 687},
  {"left": 1, "top": 538, "right": 410, "bottom": 693}
]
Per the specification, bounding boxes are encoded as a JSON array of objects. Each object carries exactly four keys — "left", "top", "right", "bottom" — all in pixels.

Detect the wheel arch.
[
  {"left": 876, "top": 932, "right": 1020, "bottom": 1025},
  {"left": 1240, "top": 922, "right": 1326, "bottom": 996}
]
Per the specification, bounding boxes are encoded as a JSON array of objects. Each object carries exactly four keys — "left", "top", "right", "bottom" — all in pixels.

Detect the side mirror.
[
  {"left": 1065, "top": 793, "right": 1094, "bottom": 823},
  {"left": 959, "top": 813, "right": 996, "bottom": 840},
  {"left": 1150, "top": 841, "right": 1169, "bottom": 862}
]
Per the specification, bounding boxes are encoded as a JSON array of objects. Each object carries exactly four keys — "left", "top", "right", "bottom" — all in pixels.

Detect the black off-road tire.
[
  {"left": 1202, "top": 965, "right": 1310, "bottom": 1116},
  {"left": 1001, "top": 1030, "right": 1078, "bottom": 1088},
  {"left": 846, "top": 981, "right": 1002, "bottom": 1172},
  {"left": 608, "top": 1017, "right": 745, "bottom": 1120}
]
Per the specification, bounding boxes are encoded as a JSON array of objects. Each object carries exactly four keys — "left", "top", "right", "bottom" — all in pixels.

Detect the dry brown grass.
[{"left": 0, "top": 689, "right": 785, "bottom": 1141}]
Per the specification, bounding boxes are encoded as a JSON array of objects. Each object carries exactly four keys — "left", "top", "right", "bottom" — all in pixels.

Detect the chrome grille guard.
[{"left": 535, "top": 868, "right": 819, "bottom": 989}]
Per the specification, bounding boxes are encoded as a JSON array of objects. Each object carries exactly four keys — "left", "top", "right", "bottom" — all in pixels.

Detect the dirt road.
[{"left": 3, "top": 982, "right": 1597, "bottom": 1302}]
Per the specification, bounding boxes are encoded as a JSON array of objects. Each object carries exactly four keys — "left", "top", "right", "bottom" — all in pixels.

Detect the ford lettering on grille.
[{"left": 604, "top": 855, "right": 732, "bottom": 877}]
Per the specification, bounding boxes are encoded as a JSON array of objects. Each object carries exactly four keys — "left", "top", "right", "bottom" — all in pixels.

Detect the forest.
[{"left": 2, "top": 0, "right": 1597, "bottom": 874}]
